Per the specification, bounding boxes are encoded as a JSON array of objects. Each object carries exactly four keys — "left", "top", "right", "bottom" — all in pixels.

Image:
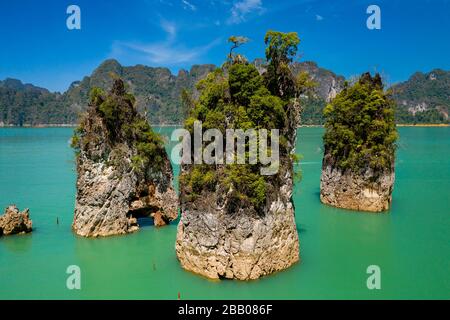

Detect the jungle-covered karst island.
[
  {"left": 71, "top": 78, "right": 178, "bottom": 237},
  {"left": 175, "top": 31, "right": 304, "bottom": 280},
  {"left": 320, "top": 73, "right": 398, "bottom": 212}
]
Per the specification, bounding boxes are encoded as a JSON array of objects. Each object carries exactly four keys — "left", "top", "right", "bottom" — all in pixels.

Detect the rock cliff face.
[
  {"left": 72, "top": 79, "right": 177, "bottom": 237},
  {"left": 254, "top": 59, "right": 345, "bottom": 103},
  {"left": 176, "top": 167, "right": 299, "bottom": 280},
  {"left": 391, "top": 69, "right": 450, "bottom": 123},
  {"left": 320, "top": 165, "right": 395, "bottom": 212},
  {"left": 64, "top": 60, "right": 216, "bottom": 125},
  {"left": 290, "top": 61, "right": 345, "bottom": 102},
  {"left": 0, "top": 205, "right": 32, "bottom": 236}
]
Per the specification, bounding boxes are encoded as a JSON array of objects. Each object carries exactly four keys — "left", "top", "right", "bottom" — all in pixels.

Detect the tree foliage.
[
  {"left": 264, "top": 31, "right": 300, "bottom": 99},
  {"left": 228, "top": 36, "right": 249, "bottom": 62}
]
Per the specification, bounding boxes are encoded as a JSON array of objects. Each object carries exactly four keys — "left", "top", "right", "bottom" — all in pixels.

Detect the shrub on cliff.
[
  {"left": 72, "top": 78, "right": 166, "bottom": 175},
  {"left": 323, "top": 73, "right": 398, "bottom": 174}
]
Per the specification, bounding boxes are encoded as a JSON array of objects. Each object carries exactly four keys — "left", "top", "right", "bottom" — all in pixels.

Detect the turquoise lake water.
[{"left": 0, "top": 127, "right": 449, "bottom": 299}]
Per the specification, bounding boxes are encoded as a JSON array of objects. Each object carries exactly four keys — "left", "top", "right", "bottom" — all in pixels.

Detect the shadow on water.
[
  {"left": 0, "top": 232, "right": 33, "bottom": 253},
  {"left": 137, "top": 217, "right": 154, "bottom": 227},
  {"left": 297, "top": 224, "right": 307, "bottom": 234}
]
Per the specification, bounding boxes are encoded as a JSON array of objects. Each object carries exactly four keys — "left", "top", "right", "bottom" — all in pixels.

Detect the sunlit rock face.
[
  {"left": 320, "top": 164, "right": 395, "bottom": 213},
  {"left": 175, "top": 167, "right": 300, "bottom": 280},
  {"left": 0, "top": 205, "right": 32, "bottom": 236}
]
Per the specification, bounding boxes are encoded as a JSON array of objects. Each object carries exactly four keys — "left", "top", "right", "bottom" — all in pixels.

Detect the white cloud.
[
  {"left": 227, "top": 0, "right": 264, "bottom": 24},
  {"left": 315, "top": 14, "right": 324, "bottom": 21},
  {"left": 181, "top": 0, "right": 196, "bottom": 11},
  {"left": 111, "top": 19, "right": 221, "bottom": 65},
  {"left": 160, "top": 19, "right": 177, "bottom": 40},
  {"left": 116, "top": 39, "right": 220, "bottom": 64}
]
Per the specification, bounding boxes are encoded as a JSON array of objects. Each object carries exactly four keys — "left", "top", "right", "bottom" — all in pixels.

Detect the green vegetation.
[
  {"left": 395, "top": 107, "right": 448, "bottom": 124},
  {"left": 179, "top": 164, "right": 217, "bottom": 199},
  {"left": 264, "top": 31, "right": 300, "bottom": 99},
  {"left": 392, "top": 69, "right": 450, "bottom": 124},
  {"left": 72, "top": 78, "right": 166, "bottom": 176},
  {"left": 181, "top": 31, "right": 303, "bottom": 211},
  {"left": 1, "top": 62, "right": 447, "bottom": 127},
  {"left": 228, "top": 36, "right": 249, "bottom": 61},
  {"left": 323, "top": 73, "right": 398, "bottom": 174},
  {"left": 0, "top": 79, "right": 75, "bottom": 126}
]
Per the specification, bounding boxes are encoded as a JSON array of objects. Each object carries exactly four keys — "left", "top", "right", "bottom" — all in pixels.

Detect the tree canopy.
[{"left": 264, "top": 31, "right": 300, "bottom": 100}]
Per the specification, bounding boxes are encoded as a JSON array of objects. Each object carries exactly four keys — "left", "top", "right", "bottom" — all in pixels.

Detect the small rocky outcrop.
[
  {"left": 176, "top": 32, "right": 301, "bottom": 280},
  {"left": 320, "top": 73, "right": 397, "bottom": 212},
  {"left": 0, "top": 205, "right": 32, "bottom": 236},
  {"left": 72, "top": 79, "right": 177, "bottom": 237}
]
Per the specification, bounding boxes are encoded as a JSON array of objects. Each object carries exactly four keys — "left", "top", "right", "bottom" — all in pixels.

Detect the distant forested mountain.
[
  {"left": 0, "top": 60, "right": 214, "bottom": 126},
  {"left": 63, "top": 59, "right": 215, "bottom": 125},
  {"left": 0, "top": 60, "right": 448, "bottom": 126},
  {"left": 0, "top": 79, "right": 71, "bottom": 126},
  {"left": 391, "top": 69, "right": 450, "bottom": 124}
]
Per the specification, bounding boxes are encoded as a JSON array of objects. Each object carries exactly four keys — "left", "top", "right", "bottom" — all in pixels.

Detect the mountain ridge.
[{"left": 1, "top": 60, "right": 448, "bottom": 126}]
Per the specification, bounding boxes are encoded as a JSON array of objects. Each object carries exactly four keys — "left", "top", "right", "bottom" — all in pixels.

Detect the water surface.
[{"left": 0, "top": 127, "right": 449, "bottom": 299}]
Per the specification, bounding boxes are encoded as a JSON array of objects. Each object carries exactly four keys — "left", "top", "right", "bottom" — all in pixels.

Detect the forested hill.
[
  {"left": 0, "top": 60, "right": 448, "bottom": 126},
  {"left": 391, "top": 69, "right": 450, "bottom": 124},
  {"left": 0, "top": 60, "right": 215, "bottom": 126},
  {"left": 0, "top": 78, "right": 70, "bottom": 126},
  {"left": 63, "top": 59, "right": 215, "bottom": 125}
]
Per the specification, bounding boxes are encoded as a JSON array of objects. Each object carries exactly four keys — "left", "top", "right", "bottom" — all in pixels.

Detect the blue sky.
[{"left": 0, "top": 0, "right": 449, "bottom": 92}]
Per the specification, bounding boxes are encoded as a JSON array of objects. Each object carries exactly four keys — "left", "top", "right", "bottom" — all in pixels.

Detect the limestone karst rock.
[
  {"left": 72, "top": 79, "right": 177, "bottom": 237},
  {"left": 0, "top": 205, "right": 32, "bottom": 236},
  {"left": 320, "top": 73, "right": 398, "bottom": 212},
  {"left": 320, "top": 165, "right": 395, "bottom": 212},
  {"left": 175, "top": 32, "right": 301, "bottom": 280}
]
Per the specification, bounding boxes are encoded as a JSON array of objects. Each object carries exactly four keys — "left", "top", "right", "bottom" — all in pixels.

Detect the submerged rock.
[
  {"left": 72, "top": 79, "right": 177, "bottom": 237},
  {"left": 0, "top": 205, "right": 32, "bottom": 236}
]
